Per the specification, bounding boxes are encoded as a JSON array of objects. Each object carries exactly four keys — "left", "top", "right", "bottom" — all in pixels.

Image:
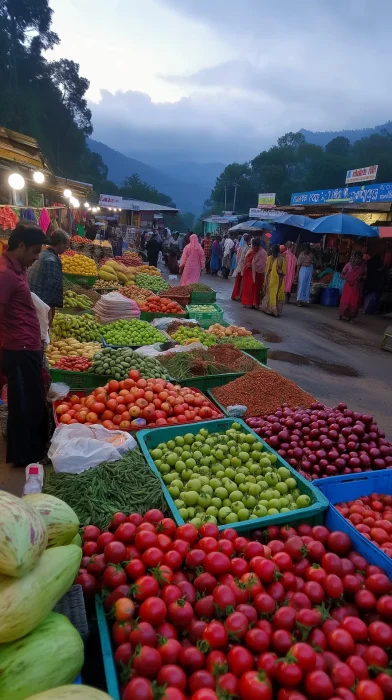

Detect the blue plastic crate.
[
  {"left": 314, "top": 470, "right": 392, "bottom": 577},
  {"left": 136, "top": 418, "right": 328, "bottom": 533},
  {"left": 73, "top": 676, "right": 82, "bottom": 684},
  {"left": 95, "top": 595, "right": 120, "bottom": 700}
]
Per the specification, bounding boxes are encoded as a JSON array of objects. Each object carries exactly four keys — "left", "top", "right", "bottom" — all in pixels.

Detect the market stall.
[{"left": 1, "top": 254, "right": 392, "bottom": 700}]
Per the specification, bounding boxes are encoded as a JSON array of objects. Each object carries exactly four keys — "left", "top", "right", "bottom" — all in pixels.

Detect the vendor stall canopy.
[
  {"left": 229, "top": 220, "right": 271, "bottom": 233},
  {"left": 306, "top": 213, "right": 379, "bottom": 238}
]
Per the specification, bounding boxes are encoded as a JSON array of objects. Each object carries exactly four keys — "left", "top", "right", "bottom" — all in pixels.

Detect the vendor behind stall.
[{"left": 28, "top": 229, "right": 69, "bottom": 324}]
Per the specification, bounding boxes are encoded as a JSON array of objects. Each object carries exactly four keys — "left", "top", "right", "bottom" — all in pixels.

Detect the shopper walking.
[
  {"left": 296, "top": 243, "right": 314, "bottom": 306},
  {"left": 210, "top": 237, "right": 222, "bottom": 275},
  {"left": 241, "top": 238, "right": 267, "bottom": 308},
  {"left": 338, "top": 251, "right": 367, "bottom": 321},
  {"left": 0, "top": 222, "right": 49, "bottom": 467},
  {"left": 28, "top": 229, "right": 69, "bottom": 325},
  {"left": 203, "top": 233, "right": 212, "bottom": 273},
  {"left": 231, "top": 234, "right": 250, "bottom": 300},
  {"left": 146, "top": 232, "right": 161, "bottom": 267},
  {"left": 260, "top": 244, "right": 287, "bottom": 316},
  {"left": 222, "top": 235, "right": 235, "bottom": 279},
  {"left": 167, "top": 232, "right": 180, "bottom": 274},
  {"left": 283, "top": 241, "right": 297, "bottom": 303},
  {"left": 179, "top": 233, "right": 205, "bottom": 285}
]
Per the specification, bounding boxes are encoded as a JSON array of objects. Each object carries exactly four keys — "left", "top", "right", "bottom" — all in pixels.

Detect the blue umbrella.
[
  {"left": 273, "top": 214, "right": 313, "bottom": 228},
  {"left": 306, "top": 213, "right": 379, "bottom": 238},
  {"left": 229, "top": 220, "right": 272, "bottom": 232}
]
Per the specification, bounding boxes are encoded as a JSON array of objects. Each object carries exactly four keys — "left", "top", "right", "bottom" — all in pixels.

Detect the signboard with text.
[
  {"left": 99, "top": 194, "right": 123, "bottom": 206},
  {"left": 249, "top": 208, "right": 288, "bottom": 219},
  {"left": 346, "top": 165, "right": 378, "bottom": 184},
  {"left": 258, "top": 193, "right": 276, "bottom": 208},
  {"left": 291, "top": 181, "right": 392, "bottom": 206}
]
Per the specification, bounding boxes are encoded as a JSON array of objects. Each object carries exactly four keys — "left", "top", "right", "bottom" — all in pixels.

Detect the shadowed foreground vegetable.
[
  {"left": 23, "top": 493, "right": 79, "bottom": 547},
  {"left": 0, "top": 545, "right": 82, "bottom": 643},
  {"left": 78, "top": 512, "right": 392, "bottom": 700},
  {"left": 0, "top": 613, "right": 83, "bottom": 700},
  {"left": 44, "top": 449, "right": 168, "bottom": 530},
  {"left": 0, "top": 491, "right": 48, "bottom": 577}
]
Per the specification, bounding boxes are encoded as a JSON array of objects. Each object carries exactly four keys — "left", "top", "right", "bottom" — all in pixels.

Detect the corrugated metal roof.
[{"left": 122, "top": 198, "right": 178, "bottom": 212}]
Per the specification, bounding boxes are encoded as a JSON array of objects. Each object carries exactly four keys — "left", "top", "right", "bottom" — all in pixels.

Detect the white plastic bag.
[
  {"left": 48, "top": 424, "right": 137, "bottom": 473},
  {"left": 31, "top": 293, "right": 50, "bottom": 343}
]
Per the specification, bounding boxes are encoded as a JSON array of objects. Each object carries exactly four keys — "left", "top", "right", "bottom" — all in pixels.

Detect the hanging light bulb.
[
  {"left": 96, "top": 207, "right": 100, "bottom": 212},
  {"left": 64, "top": 188, "right": 72, "bottom": 198},
  {"left": 84, "top": 202, "right": 90, "bottom": 209},
  {"left": 70, "top": 197, "right": 80, "bottom": 208},
  {"left": 8, "top": 173, "right": 25, "bottom": 190},
  {"left": 33, "top": 171, "right": 45, "bottom": 184},
  {"left": 108, "top": 207, "right": 112, "bottom": 211},
  {"left": 118, "top": 208, "right": 122, "bottom": 212}
]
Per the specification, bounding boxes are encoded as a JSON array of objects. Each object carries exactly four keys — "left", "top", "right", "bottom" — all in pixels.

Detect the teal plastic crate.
[
  {"left": 314, "top": 471, "right": 392, "bottom": 578},
  {"left": 186, "top": 303, "right": 224, "bottom": 328},
  {"left": 95, "top": 595, "right": 120, "bottom": 700},
  {"left": 136, "top": 418, "right": 328, "bottom": 533}
]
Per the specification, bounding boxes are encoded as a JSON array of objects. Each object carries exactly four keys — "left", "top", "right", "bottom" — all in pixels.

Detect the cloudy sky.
[{"left": 48, "top": 0, "right": 392, "bottom": 164}]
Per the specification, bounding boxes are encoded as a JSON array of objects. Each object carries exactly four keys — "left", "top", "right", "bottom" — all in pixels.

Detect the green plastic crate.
[
  {"left": 140, "top": 310, "right": 188, "bottom": 322},
  {"left": 95, "top": 596, "right": 120, "bottom": 700},
  {"left": 166, "top": 350, "right": 259, "bottom": 391},
  {"left": 49, "top": 368, "right": 104, "bottom": 389},
  {"left": 186, "top": 302, "right": 224, "bottom": 328},
  {"left": 190, "top": 290, "right": 216, "bottom": 304},
  {"left": 136, "top": 418, "right": 329, "bottom": 533},
  {"left": 63, "top": 272, "right": 97, "bottom": 287}
]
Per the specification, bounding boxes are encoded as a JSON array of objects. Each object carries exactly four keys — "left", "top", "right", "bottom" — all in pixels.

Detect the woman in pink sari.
[
  {"left": 179, "top": 234, "right": 205, "bottom": 285},
  {"left": 283, "top": 241, "right": 297, "bottom": 303},
  {"left": 339, "top": 252, "right": 366, "bottom": 321}
]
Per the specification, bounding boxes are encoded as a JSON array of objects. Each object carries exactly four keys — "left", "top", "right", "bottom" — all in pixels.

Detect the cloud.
[{"left": 89, "top": 0, "right": 392, "bottom": 164}]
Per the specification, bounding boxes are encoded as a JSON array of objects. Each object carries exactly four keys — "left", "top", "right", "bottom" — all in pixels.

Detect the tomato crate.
[
  {"left": 49, "top": 368, "right": 104, "bottom": 389},
  {"left": 63, "top": 272, "right": 97, "bottom": 287},
  {"left": 53, "top": 389, "right": 223, "bottom": 432},
  {"left": 190, "top": 290, "right": 216, "bottom": 304},
  {"left": 186, "top": 303, "right": 224, "bottom": 328},
  {"left": 95, "top": 596, "right": 120, "bottom": 700},
  {"left": 136, "top": 418, "right": 328, "bottom": 533},
  {"left": 314, "top": 471, "right": 392, "bottom": 578}
]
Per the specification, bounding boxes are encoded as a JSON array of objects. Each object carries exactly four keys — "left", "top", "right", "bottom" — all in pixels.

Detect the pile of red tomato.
[
  {"left": 76, "top": 511, "right": 392, "bottom": 700},
  {"left": 139, "top": 298, "right": 185, "bottom": 315},
  {"left": 53, "top": 356, "right": 92, "bottom": 372},
  {"left": 55, "top": 374, "right": 221, "bottom": 430},
  {"left": 337, "top": 493, "right": 392, "bottom": 559}
]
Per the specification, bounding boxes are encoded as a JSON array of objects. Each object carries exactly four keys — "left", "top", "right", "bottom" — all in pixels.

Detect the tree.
[
  {"left": 51, "top": 59, "right": 92, "bottom": 135},
  {"left": 325, "top": 136, "right": 351, "bottom": 157},
  {"left": 211, "top": 163, "right": 257, "bottom": 213},
  {"left": 118, "top": 174, "right": 176, "bottom": 207}
]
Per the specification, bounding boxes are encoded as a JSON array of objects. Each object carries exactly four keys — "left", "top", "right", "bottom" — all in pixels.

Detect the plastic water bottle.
[{"left": 22, "top": 464, "right": 44, "bottom": 496}]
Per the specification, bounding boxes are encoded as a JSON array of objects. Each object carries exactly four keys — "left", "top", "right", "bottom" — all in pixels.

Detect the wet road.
[{"left": 203, "top": 275, "right": 392, "bottom": 436}]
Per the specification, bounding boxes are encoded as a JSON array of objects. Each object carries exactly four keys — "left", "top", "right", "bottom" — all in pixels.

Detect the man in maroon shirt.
[{"left": 0, "top": 221, "right": 49, "bottom": 466}]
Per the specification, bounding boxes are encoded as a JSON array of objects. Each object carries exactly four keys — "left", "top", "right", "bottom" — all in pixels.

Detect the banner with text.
[
  {"left": 345, "top": 165, "right": 378, "bottom": 184},
  {"left": 258, "top": 193, "right": 276, "bottom": 208}
]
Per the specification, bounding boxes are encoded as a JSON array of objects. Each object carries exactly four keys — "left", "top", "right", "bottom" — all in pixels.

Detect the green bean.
[{"left": 43, "top": 448, "right": 168, "bottom": 530}]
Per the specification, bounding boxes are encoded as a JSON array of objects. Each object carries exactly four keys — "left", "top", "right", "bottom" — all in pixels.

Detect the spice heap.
[
  {"left": 44, "top": 450, "right": 167, "bottom": 530},
  {"left": 160, "top": 346, "right": 256, "bottom": 380},
  {"left": 159, "top": 285, "right": 191, "bottom": 298},
  {"left": 211, "top": 367, "right": 315, "bottom": 417}
]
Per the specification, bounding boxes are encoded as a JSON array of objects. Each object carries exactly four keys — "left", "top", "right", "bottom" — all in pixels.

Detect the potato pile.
[{"left": 207, "top": 323, "right": 252, "bottom": 338}]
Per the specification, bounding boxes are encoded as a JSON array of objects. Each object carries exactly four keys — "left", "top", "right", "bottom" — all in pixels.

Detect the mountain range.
[
  {"left": 88, "top": 138, "right": 224, "bottom": 214},
  {"left": 301, "top": 120, "right": 392, "bottom": 147}
]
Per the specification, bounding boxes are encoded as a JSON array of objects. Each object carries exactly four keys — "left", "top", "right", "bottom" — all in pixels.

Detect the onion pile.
[{"left": 246, "top": 403, "right": 392, "bottom": 480}]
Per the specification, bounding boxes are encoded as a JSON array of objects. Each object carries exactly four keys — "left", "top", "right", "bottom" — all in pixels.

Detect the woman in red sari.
[
  {"left": 241, "top": 238, "right": 267, "bottom": 308},
  {"left": 339, "top": 252, "right": 366, "bottom": 321}
]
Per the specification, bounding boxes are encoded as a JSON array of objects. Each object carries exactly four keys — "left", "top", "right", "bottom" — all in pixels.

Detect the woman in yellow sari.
[{"left": 260, "top": 245, "right": 287, "bottom": 316}]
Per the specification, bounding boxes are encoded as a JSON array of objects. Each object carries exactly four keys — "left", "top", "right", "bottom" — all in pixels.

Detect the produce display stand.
[
  {"left": 95, "top": 596, "right": 120, "bottom": 700},
  {"left": 186, "top": 303, "right": 224, "bottom": 328},
  {"left": 53, "top": 388, "right": 223, "bottom": 432},
  {"left": 140, "top": 310, "right": 188, "bottom": 322},
  {"left": 314, "top": 470, "right": 392, "bottom": 578},
  {"left": 159, "top": 290, "right": 191, "bottom": 308},
  {"left": 168, "top": 351, "right": 261, "bottom": 391},
  {"left": 212, "top": 324, "right": 269, "bottom": 364},
  {"left": 63, "top": 272, "right": 97, "bottom": 288},
  {"left": 190, "top": 289, "right": 216, "bottom": 304},
  {"left": 101, "top": 331, "right": 172, "bottom": 350},
  {"left": 49, "top": 368, "right": 105, "bottom": 390},
  {"left": 136, "top": 417, "right": 328, "bottom": 533}
]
